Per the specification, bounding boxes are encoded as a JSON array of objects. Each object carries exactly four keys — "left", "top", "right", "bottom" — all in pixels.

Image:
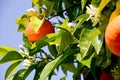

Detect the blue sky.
[
  {"left": 0, "top": 0, "right": 32, "bottom": 80},
  {"left": 0, "top": 0, "right": 74, "bottom": 80}
]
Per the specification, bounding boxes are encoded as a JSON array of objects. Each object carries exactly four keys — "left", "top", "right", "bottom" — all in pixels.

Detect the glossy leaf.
[
  {"left": 60, "top": 18, "right": 70, "bottom": 31},
  {"left": 6, "top": 74, "right": 15, "bottom": 80},
  {"left": 73, "top": 14, "right": 89, "bottom": 33},
  {"left": 78, "top": 24, "right": 93, "bottom": 59},
  {"left": 75, "top": 14, "right": 89, "bottom": 22},
  {"left": 32, "top": 0, "right": 41, "bottom": 8},
  {"left": 77, "top": 52, "right": 95, "bottom": 68},
  {"left": 44, "top": 1, "right": 54, "bottom": 15},
  {"left": 59, "top": 30, "right": 74, "bottom": 52},
  {"left": 0, "top": 47, "right": 8, "bottom": 56},
  {"left": 48, "top": 44, "right": 58, "bottom": 57},
  {"left": 62, "top": 63, "right": 76, "bottom": 73},
  {"left": 0, "top": 51, "right": 23, "bottom": 64},
  {"left": 0, "top": 46, "right": 16, "bottom": 51},
  {"left": 0, "top": 46, "right": 16, "bottom": 56},
  {"left": 92, "top": 36, "right": 103, "bottom": 54},
  {"left": 5, "top": 61, "right": 21, "bottom": 79},
  {"left": 91, "top": 0, "right": 101, "bottom": 7},
  {"left": 13, "top": 69, "right": 26, "bottom": 80},
  {"left": 36, "top": 33, "right": 57, "bottom": 49},
  {"left": 95, "top": 0, "right": 110, "bottom": 19},
  {"left": 22, "top": 64, "right": 36, "bottom": 79},
  {"left": 81, "top": 0, "right": 87, "bottom": 11},
  {"left": 50, "top": 26, "right": 74, "bottom": 52},
  {"left": 16, "top": 15, "right": 29, "bottom": 32},
  {"left": 39, "top": 47, "right": 76, "bottom": 80},
  {"left": 23, "top": 34, "right": 32, "bottom": 49}
]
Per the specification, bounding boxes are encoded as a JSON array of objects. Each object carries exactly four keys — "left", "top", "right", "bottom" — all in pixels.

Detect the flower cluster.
[{"left": 86, "top": 4, "right": 100, "bottom": 26}]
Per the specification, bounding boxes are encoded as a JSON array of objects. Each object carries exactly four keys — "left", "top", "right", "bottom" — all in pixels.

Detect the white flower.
[
  {"left": 86, "top": 4, "right": 97, "bottom": 21},
  {"left": 68, "top": 22, "right": 75, "bottom": 27},
  {"left": 19, "top": 45, "right": 24, "bottom": 54},
  {"left": 56, "top": 44, "right": 60, "bottom": 46},
  {"left": 86, "top": 4, "right": 100, "bottom": 26},
  {"left": 56, "top": 28, "right": 60, "bottom": 31},
  {"left": 19, "top": 49, "right": 24, "bottom": 54},
  {"left": 27, "top": 8, "right": 36, "bottom": 12},
  {"left": 68, "top": 22, "right": 73, "bottom": 27},
  {"left": 23, "top": 59, "right": 32, "bottom": 67},
  {"left": 24, "top": 51, "right": 29, "bottom": 56},
  {"left": 77, "top": 44, "right": 79, "bottom": 47},
  {"left": 19, "top": 45, "right": 24, "bottom": 49}
]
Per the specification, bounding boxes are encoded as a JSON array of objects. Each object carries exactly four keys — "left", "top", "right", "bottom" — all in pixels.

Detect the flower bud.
[{"left": 23, "top": 59, "right": 32, "bottom": 67}]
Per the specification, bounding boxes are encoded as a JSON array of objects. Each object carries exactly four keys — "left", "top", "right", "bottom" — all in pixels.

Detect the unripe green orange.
[
  {"left": 25, "top": 19, "right": 54, "bottom": 43},
  {"left": 105, "top": 15, "right": 120, "bottom": 56}
]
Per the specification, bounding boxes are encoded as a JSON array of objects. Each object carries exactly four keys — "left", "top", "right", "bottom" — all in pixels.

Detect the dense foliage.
[{"left": 0, "top": 0, "right": 120, "bottom": 80}]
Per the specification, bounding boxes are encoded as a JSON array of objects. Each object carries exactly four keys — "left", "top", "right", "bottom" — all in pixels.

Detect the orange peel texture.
[
  {"left": 105, "top": 15, "right": 120, "bottom": 56},
  {"left": 25, "top": 20, "right": 54, "bottom": 43}
]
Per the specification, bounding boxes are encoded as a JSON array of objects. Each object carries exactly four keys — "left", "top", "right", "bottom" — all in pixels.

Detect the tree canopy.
[{"left": 0, "top": 0, "right": 120, "bottom": 80}]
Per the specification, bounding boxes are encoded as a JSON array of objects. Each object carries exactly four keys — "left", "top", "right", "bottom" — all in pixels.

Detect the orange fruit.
[
  {"left": 25, "top": 19, "right": 54, "bottom": 43},
  {"left": 105, "top": 15, "right": 120, "bottom": 56},
  {"left": 100, "top": 72, "right": 114, "bottom": 80}
]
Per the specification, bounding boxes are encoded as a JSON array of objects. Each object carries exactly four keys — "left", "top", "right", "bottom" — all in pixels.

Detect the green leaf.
[
  {"left": 0, "top": 46, "right": 16, "bottom": 51},
  {"left": 60, "top": 18, "right": 70, "bottom": 31},
  {"left": 17, "top": 24, "right": 26, "bottom": 32},
  {"left": 62, "top": 63, "right": 76, "bottom": 73},
  {"left": 92, "top": 36, "right": 103, "bottom": 54},
  {"left": 88, "top": 28, "right": 101, "bottom": 40},
  {"left": 77, "top": 53, "right": 95, "bottom": 68},
  {"left": 0, "top": 51, "right": 23, "bottom": 64},
  {"left": 78, "top": 24, "right": 93, "bottom": 59},
  {"left": 5, "top": 61, "right": 21, "bottom": 79},
  {"left": 30, "top": 16, "right": 44, "bottom": 32},
  {"left": 36, "top": 33, "right": 57, "bottom": 49},
  {"left": 45, "top": 1, "right": 54, "bottom": 15},
  {"left": 48, "top": 44, "right": 58, "bottom": 57},
  {"left": 91, "top": 57, "right": 98, "bottom": 80},
  {"left": 87, "top": 27, "right": 103, "bottom": 54},
  {"left": 95, "top": 0, "right": 110, "bottom": 19},
  {"left": 75, "top": 14, "right": 89, "bottom": 22},
  {"left": 51, "top": 19, "right": 74, "bottom": 50},
  {"left": 91, "top": 0, "right": 101, "bottom": 7},
  {"left": 16, "top": 15, "right": 29, "bottom": 32},
  {"left": 22, "top": 64, "right": 36, "bottom": 79},
  {"left": 6, "top": 74, "right": 15, "bottom": 80},
  {"left": 60, "top": 76, "right": 66, "bottom": 80},
  {"left": 23, "top": 34, "right": 32, "bottom": 49},
  {"left": 0, "top": 47, "right": 8, "bottom": 56},
  {"left": 29, "top": 33, "right": 57, "bottom": 56},
  {"left": 81, "top": 0, "right": 87, "bottom": 11},
  {"left": 59, "top": 30, "right": 74, "bottom": 52},
  {"left": 32, "top": 0, "right": 41, "bottom": 8},
  {"left": 39, "top": 47, "right": 76, "bottom": 80},
  {"left": 73, "top": 62, "right": 84, "bottom": 79},
  {"left": 73, "top": 14, "right": 89, "bottom": 33},
  {"left": 13, "top": 69, "right": 26, "bottom": 80},
  {"left": 0, "top": 46, "right": 16, "bottom": 56}
]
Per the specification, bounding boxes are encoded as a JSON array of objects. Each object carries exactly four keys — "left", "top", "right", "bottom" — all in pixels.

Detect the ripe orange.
[
  {"left": 105, "top": 15, "right": 120, "bottom": 56},
  {"left": 25, "top": 19, "right": 54, "bottom": 43},
  {"left": 100, "top": 72, "right": 114, "bottom": 80}
]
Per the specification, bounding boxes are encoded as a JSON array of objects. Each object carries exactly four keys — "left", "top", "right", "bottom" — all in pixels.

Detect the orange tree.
[{"left": 0, "top": 0, "right": 120, "bottom": 80}]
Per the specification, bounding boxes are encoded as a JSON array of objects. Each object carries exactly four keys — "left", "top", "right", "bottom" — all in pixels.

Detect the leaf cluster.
[{"left": 1, "top": 0, "right": 120, "bottom": 80}]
